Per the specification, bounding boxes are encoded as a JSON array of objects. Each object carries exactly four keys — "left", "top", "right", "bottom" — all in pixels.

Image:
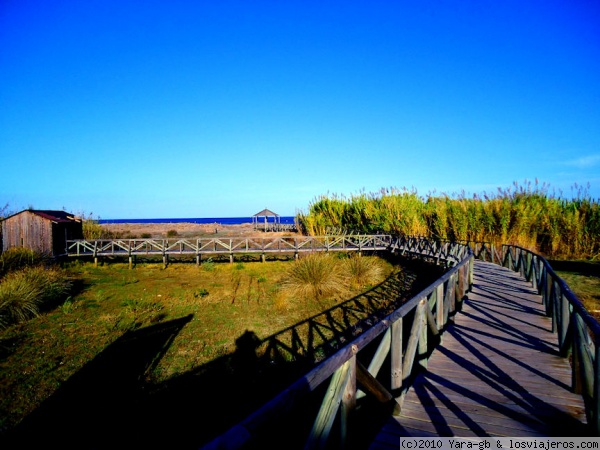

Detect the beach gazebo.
[{"left": 252, "top": 208, "right": 280, "bottom": 232}]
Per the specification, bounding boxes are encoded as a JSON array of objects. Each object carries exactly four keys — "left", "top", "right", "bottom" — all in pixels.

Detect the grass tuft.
[
  {"left": 281, "top": 253, "right": 346, "bottom": 302},
  {"left": 344, "top": 254, "right": 385, "bottom": 289},
  {"left": 0, "top": 266, "right": 72, "bottom": 329}
]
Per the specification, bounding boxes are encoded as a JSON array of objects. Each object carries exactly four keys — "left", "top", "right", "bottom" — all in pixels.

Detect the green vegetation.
[
  {"left": 551, "top": 260, "right": 600, "bottom": 320},
  {"left": 281, "top": 253, "right": 346, "bottom": 302},
  {"left": 1, "top": 252, "right": 435, "bottom": 443},
  {"left": 78, "top": 211, "right": 105, "bottom": 240},
  {"left": 298, "top": 181, "right": 600, "bottom": 259},
  {"left": 281, "top": 253, "right": 386, "bottom": 303},
  {"left": 0, "top": 247, "right": 48, "bottom": 278},
  {"left": 0, "top": 266, "right": 72, "bottom": 330},
  {"left": 0, "top": 248, "right": 72, "bottom": 330}
]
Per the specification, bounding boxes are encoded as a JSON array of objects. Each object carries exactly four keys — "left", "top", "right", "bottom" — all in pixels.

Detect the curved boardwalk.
[{"left": 370, "top": 259, "right": 591, "bottom": 448}]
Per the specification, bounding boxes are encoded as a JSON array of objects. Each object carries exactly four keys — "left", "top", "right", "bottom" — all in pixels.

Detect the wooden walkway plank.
[{"left": 370, "top": 260, "right": 591, "bottom": 449}]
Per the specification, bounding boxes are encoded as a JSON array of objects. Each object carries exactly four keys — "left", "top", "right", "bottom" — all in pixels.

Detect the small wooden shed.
[
  {"left": 252, "top": 208, "right": 281, "bottom": 232},
  {"left": 1, "top": 209, "right": 83, "bottom": 257}
]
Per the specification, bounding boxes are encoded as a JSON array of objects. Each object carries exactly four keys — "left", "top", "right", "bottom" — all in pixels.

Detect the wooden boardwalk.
[{"left": 370, "top": 259, "right": 591, "bottom": 447}]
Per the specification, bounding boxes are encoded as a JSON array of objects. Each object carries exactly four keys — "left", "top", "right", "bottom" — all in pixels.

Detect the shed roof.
[
  {"left": 253, "top": 208, "right": 279, "bottom": 217},
  {"left": 3, "top": 209, "right": 81, "bottom": 223}
]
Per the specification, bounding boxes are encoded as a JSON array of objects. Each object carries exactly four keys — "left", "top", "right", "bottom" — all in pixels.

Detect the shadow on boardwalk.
[
  {"left": 371, "top": 260, "right": 591, "bottom": 449},
  {"left": 1, "top": 257, "right": 443, "bottom": 450}
]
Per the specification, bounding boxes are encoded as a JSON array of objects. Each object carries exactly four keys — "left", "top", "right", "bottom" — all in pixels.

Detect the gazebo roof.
[{"left": 253, "top": 208, "right": 279, "bottom": 217}]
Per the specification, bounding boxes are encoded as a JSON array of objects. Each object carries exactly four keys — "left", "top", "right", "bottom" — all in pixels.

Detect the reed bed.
[{"left": 297, "top": 181, "right": 600, "bottom": 259}]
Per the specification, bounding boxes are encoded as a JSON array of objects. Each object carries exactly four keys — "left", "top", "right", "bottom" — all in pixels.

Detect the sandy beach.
[{"left": 100, "top": 221, "right": 301, "bottom": 239}]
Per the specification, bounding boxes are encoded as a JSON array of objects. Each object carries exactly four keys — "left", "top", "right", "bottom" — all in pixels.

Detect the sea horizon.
[{"left": 98, "top": 216, "right": 297, "bottom": 225}]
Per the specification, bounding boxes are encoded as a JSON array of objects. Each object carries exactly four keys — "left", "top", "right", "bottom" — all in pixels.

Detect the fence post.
[
  {"left": 340, "top": 355, "right": 356, "bottom": 449},
  {"left": 593, "top": 344, "right": 600, "bottom": 435},
  {"left": 391, "top": 319, "right": 403, "bottom": 393}
]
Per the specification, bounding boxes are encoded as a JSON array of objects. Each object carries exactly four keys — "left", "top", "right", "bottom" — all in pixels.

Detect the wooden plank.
[{"left": 371, "top": 260, "right": 592, "bottom": 447}]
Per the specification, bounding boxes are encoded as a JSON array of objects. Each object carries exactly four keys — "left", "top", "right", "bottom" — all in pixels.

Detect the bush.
[
  {"left": 282, "top": 253, "right": 346, "bottom": 302},
  {"left": 79, "top": 212, "right": 105, "bottom": 240},
  {"left": 166, "top": 229, "right": 178, "bottom": 237},
  {"left": 344, "top": 254, "right": 385, "bottom": 289},
  {"left": 0, "top": 266, "right": 72, "bottom": 329},
  {"left": 0, "top": 248, "right": 47, "bottom": 279}
]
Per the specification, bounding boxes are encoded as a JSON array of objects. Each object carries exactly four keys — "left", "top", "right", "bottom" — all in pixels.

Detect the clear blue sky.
[{"left": 1, "top": 1, "right": 599, "bottom": 219}]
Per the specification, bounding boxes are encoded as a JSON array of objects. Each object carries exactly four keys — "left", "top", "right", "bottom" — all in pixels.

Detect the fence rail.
[
  {"left": 501, "top": 244, "right": 600, "bottom": 434},
  {"left": 65, "top": 235, "right": 393, "bottom": 264}
]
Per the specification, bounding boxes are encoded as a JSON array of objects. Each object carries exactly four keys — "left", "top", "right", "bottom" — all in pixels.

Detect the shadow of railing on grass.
[{"left": 1, "top": 258, "right": 445, "bottom": 450}]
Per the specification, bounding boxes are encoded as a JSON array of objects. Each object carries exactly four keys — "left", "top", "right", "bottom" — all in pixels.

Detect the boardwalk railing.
[
  {"left": 65, "top": 235, "right": 393, "bottom": 264},
  {"left": 501, "top": 245, "right": 600, "bottom": 434},
  {"left": 201, "top": 237, "right": 474, "bottom": 449}
]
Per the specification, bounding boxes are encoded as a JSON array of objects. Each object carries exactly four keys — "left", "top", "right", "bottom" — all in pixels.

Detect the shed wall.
[{"left": 1, "top": 211, "right": 54, "bottom": 255}]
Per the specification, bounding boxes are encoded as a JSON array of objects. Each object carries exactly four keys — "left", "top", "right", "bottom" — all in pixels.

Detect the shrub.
[
  {"left": 344, "top": 254, "right": 385, "bottom": 289},
  {"left": 0, "top": 266, "right": 72, "bottom": 330},
  {"left": 166, "top": 229, "right": 178, "bottom": 237},
  {"left": 282, "top": 253, "right": 346, "bottom": 302},
  {"left": 202, "top": 258, "right": 216, "bottom": 272},
  {"left": 79, "top": 212, "right": 105, "bottom": 240},
  {"left": 0, "top": 248, "right": 47, "bottom": 278}
]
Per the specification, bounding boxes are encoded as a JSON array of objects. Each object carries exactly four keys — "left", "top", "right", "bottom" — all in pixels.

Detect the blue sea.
[{"left": 98, "top": 216, "right": 297, "bottom": 225}]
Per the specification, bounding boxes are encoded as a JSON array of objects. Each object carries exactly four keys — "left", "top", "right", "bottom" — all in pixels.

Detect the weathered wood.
[
  {"left": 356, "top": 360, "right": 393, "bottom": 404},
  {"left": 305, "top": 358, "right": 353, "bottom": 450},
  {"left": 372, "top": 260, "right": 591, "bottom": 447},
  {"left": 2, "top": 209, "right": 83, "bottom": 256},
  {"left": 400, "top": 300, "right": 426, "bottom": 392},
  {"left": 341, "top": 355, "right": 357, "bottom": 449},
  {"left": 391, "top": 320, "right": 403, "bottom": 391},
  {"left": 202, "top": 239, "right": 598, "bottom": 449},
  {"left": 66, "top": 235, "right": 394, "bottom": 260}
]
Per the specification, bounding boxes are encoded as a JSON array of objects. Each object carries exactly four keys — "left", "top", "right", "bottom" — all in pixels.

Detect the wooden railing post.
[
  {"left": 435, "top": 284, "right": 444, "bottom": 333},
  {"left": 305, "top": 357, "right": 354, "bottom": 450},
  {"left": 593, "top": 344, "right": 600, "bottom": 435},
  {"left": 340, "top": 355, "right": 356, "bottom": 449},
  {"left": 391, "top": 319, "right": 403, "bottom": 393}
]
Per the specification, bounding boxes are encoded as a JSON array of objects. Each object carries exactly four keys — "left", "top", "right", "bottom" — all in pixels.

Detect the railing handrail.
[
  {"left": 502, "top": 244, "right": 600, "bottom": 338},
  {"left": 201, "top": 237, "right": 474, "bottom": 449},
  {"left": 500, "top": 244, "right": 600, "bottom": 434},
  {"left": 64, "top": 234, "right": 394, "bottom": 258}
]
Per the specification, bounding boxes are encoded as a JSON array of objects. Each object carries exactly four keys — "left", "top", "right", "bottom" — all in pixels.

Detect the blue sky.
[{"left": 1, "top": 1, "right": 599, "bottom": 219}]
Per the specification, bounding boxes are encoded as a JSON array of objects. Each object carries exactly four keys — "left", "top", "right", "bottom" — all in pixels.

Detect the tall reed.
[{"left": 297, "top": 180, "right": 600, "bottom": 259}]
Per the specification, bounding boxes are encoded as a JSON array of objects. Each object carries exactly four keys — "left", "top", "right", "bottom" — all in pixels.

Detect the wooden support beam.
[
  {"left": 305, "top": 358, "right": 353, "bottom": 450},
  {"left": 356, "top": 360, "right": 393, "bottom": 403},
  {"left": 341, "top": 356, "right": 356, "bottom": 449},
  {"left": 391, "top": 320, "right": 402, "bottom": 392},
  {"left": 401, "top": 300, "right": 425, "bottom": 387}
]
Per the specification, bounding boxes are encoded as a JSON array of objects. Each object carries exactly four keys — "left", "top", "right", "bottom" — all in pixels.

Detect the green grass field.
[{"left": 0, "top": 252, "right": 444, "bottom": 448}]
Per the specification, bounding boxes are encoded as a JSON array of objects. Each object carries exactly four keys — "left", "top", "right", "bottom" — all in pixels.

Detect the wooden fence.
[
  {"left": 501, "top": 245, "right": 600, "bottom": 434},
  {"left": 65, "top": 235, "right": 393, "bottom": 266}
]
